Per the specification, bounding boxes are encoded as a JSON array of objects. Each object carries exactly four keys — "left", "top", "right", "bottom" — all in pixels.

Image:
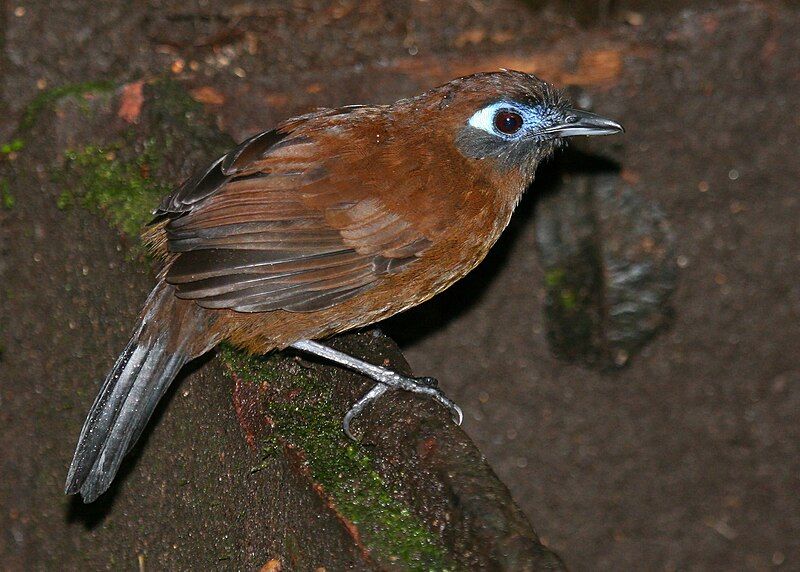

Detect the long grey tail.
[{"left": 65, "top": 282, "right": 212, "bottom": 503}]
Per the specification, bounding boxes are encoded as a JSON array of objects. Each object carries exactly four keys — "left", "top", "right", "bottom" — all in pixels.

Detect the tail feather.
[{"left": 65, "top": 282, "right": 210, "bottom": 503}]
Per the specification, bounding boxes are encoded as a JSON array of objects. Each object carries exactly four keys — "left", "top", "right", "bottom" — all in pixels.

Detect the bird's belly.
[{"left": 221, "top": 203, "right": 515, "bottom": 353}]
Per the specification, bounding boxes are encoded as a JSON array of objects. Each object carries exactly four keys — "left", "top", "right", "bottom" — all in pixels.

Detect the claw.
[
  {"left": 452, "top": 403, "right": 464, "bottom": 426},
  {"left": 342, "top": 381, "right": 463, "bottom": 441},
  {"left": 342, "top": 409, "right": 358, "bottom": 441},
  {"left": 432, "top": 391, "right": 463, "bottom": 425},
  {"left": 342, "top": 384, "right": 388, "bottom": 441}
]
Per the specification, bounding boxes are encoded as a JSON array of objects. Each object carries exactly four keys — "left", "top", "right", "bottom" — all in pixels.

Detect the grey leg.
[
  {"left": 342, "top": 384, "right": 389, "bottom": 440},
  {"left": 290, "top": 339, "right": 463, "bottom": 439}
]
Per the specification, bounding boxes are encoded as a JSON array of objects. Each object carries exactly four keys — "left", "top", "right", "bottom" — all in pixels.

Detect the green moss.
[
  {"left": 0, "top": 179, "right": 14, "bottom": 209},
  {"left": 48, "top": 78, "right": 233, "bottom": 250},
  {"left": 219, "top": 346, "right": 452, "bottom": 571},
  {"left": 19, "top": 81, "right": 115, "bottom": 133},
  {"left": 58, "top": 139, "right": 170, "bottom": 239},
  {"left": 1, "top": 139, "right": 24, "bottom": 155},
  {"left": 559, "top": 288, "right": 577, "bottom": 310},
  {"left": 544, "top": 268, "right": 565, "bottom": 287},
  {"left": 546, "top": 270, "right": 578, "bottom": 311}
]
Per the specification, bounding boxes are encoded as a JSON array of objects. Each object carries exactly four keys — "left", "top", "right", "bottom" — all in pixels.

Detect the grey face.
[{"left": 455, "top": 99, "right": 623, "bottom": 175}]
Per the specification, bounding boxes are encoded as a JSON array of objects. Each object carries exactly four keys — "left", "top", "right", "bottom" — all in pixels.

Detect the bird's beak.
[{"left": 541, "top": 109, "right": 624, "bottom": 138}]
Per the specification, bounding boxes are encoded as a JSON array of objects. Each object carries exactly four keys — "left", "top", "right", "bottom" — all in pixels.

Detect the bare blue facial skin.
[
  {"left": 467, "top": 101, "right": 565, "bottom": 142},
  {"left": 457, "top": 98, "right": 622, "bottom": 173}
]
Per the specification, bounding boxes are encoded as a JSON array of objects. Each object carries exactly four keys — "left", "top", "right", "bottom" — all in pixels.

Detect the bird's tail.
[{"left": 65, "top": 281, "right": 213, "bottom": 502}]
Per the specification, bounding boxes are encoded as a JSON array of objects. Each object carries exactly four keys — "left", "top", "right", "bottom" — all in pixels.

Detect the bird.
[{"left": 65, "top": 70, "right": 622, "bottom": 502}]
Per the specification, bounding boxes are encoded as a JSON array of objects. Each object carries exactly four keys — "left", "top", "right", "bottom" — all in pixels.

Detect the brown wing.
[{"left": 160, "top": 113, "right": 430, "bottom": 313}]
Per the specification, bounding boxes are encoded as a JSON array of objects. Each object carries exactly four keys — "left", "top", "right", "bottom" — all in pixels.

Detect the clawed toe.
[
  {"left": 342, "top": 409, "right": 359, "bottom": 441},
  {"left": 407, "top": 377, "right": 462, "bottom": 424},
  {"left": 342, "top": 384, "right": 388, "bottom": 441},
  {"left": 341, "top": 380, "right": 463, "bottom": 441},
  {"left": 432, "top": 390, "right": 463, "bottom": 425},
  {"left": 291, "top": 341, "right": 463, "bottom": 440}
]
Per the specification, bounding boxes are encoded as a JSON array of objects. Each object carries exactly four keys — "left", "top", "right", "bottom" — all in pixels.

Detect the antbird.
[{"left": 66, "top": 70, "right": 622, "bottom": 502}]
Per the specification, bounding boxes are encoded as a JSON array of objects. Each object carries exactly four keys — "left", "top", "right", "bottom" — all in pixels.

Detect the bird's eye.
[{"left": 493, "top": 110, "right": 524, "bottom": 135}]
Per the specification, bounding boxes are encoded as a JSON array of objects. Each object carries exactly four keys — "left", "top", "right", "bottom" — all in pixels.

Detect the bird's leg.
[{"left": 290, "top": 339, "right": 463, "bottom": 439}]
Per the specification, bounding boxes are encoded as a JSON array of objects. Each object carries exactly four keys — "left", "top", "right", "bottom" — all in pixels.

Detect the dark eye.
[{"left": 493, "top": 110, "right": 524, "bottom": 135}]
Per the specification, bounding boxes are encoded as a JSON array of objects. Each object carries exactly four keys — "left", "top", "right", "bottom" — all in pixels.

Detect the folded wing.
[{"left": 158, "top": 114, "right": 430, "bottom": 313}]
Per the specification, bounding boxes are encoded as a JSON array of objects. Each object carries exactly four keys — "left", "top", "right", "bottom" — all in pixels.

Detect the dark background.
[{"left": 1, "top": 1, "right": 798, "bottom": 569}]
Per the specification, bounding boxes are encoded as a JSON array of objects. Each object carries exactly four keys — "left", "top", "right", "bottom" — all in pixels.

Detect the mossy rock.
[{"left": 7, "top": 78, "right": 562, "bottom": 570}]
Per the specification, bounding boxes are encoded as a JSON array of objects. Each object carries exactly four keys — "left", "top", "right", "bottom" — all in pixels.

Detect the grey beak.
[{"left": 542, "top": 108, "right": 624, "bottom": 138}]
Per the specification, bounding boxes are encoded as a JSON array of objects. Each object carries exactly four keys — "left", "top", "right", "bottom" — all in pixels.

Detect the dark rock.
[{"left": 535, "top": 170, "right": 676, "bottom": 369}]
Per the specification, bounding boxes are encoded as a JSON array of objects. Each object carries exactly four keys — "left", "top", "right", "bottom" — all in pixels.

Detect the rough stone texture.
[{"left": 535, "top": 168, "right": 676, "bottom": 369}]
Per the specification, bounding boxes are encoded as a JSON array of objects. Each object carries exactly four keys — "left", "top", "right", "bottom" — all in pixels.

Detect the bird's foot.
[
  {"left": 342, "top": 373, "right": 463, "bottom": 441},
  {"left": 288, "top": 340, "right": 462, "bottom": 440}
]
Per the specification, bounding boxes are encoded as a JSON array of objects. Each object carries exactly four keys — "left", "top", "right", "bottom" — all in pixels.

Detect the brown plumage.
[{"left": 67, "top": 70, "right": 622, "bottom": 502}]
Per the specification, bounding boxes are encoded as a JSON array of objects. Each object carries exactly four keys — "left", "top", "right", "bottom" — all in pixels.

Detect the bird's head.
[{"left": 413, "top": 70, "right": 623, "bottom": 184}]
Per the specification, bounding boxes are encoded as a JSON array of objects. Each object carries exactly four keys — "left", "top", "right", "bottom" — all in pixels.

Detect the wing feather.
[{"left": 160, "top": 114, "right": 430, "bottom": 313}]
